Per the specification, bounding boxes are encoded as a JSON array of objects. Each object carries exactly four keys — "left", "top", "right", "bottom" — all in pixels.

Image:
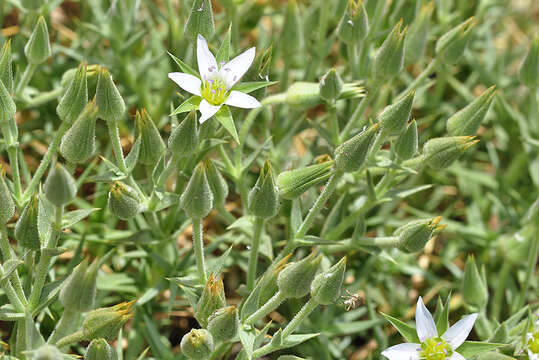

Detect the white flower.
[
  {"left": 529, "top": 350, "right": 539, "bottom": 360},
  {"left": 168, "top": 35, "right": 261, "bottom": 123},
  {"left": 382, "top": 297, "right": 478, "bottom": 360}
]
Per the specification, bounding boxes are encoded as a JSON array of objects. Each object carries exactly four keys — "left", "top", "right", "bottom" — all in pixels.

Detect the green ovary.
[
  {"left": 201, "top": 78, "right": 230, "bottom": 105},
  {"left": 419, "top": 337, "right": 453, "bottom": 360},
  {"left": 529, "top": 332, "right": 539, "bottom": 354}
]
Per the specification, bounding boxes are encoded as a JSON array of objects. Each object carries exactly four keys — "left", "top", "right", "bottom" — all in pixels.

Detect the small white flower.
[
  {"left": 529, "top": 350, "right": 539, "bottom": 360},
  {"left": 382, "top": 297, "right": 478, "bottom": 360},
  {"left": 168, "top": 35, "right": 261, "bottom": 123}
]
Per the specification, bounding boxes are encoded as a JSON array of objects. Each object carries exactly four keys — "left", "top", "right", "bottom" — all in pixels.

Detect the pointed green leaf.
[
  {"left": 216, "top": 26, "right": 231, "bottom": 64},
  {"left": 456, "top": 341, "right": 505, "bottom": 357},
  {"left": 125, "top": 135, "right": 142, "bottom": 173},
  {"left": 167, "top": 51, "right": 199, "bottom": 76},
  {"left": 381, "top": 312, "right": 420, "bottom": 343},
  {"left": 232, "top": 81, "right": 278, "bottom": 94},
  {"left": 214, "top": 105, "right": 239, "bottom": 143},
  {"left": 170, "top": 96, "right": 202, "bottom": 116}
]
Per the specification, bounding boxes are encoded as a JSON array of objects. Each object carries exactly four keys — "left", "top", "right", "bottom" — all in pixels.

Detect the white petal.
[
  {"left": 168, "top": 72, "right": 201, "bottom": 96},
  {"left": 442, "top": 313, "right": 478, "bottom": 349},
  {"left": 197, "top": 34, "right": 218, "bottom": 80},
  {"left": 224, "top": 91, "right": 261, "bottom": 109},
  {"left": 415, "top": 297, "right": 438, "bottom": 342},
  {"left": 381, "top": 343, "right": 421, "bottom": 360},
  {"left": 198, "top": 99, "right": 221, "bottom": 124},
  {"left": 449, "top": 352, "right": 466, "bottom": 360},
  {"left": 221, "top": 47, "right": 256, "bottom": 87}
]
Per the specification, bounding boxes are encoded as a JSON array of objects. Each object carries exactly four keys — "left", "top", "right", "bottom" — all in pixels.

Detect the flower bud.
[
  {"left": 184, "top": 0, "right": 215, "bottom": 42},
  {"left": 519, "top": 35, "right": 539, "bottom": 88},
  {"left": 84, "top": 338, "right": 118, "bottom": 360},
  {"left": 393, "top": 120, "right": 418, "bottom": 161},
  {"left": 0, "top": 40, "right": 14, "bottom": 94},
  {"left": 258, "top": 254, "right": 292, "bottom": 306},
  {"left": 378, "top": 90, "right": 415, "bottom": 135},
  {"left": 285, "top": 82, "right": 365, "bottom": 108},
  {"left": 180, "top": 329, "right": 214, "bottom": 360},
  {"left": 24, "top": 16, "right": 51, "bottom": 64},
  {"left": 168, "top": 111, "right": 198, "bottom": 155},
  {"left": 462, "top": 256, "right": 488, "bottom": 310},
  {"left": 0, "top": 73, "right": 15, "bottom": 126},
  {"left": 278, "top": 251, "right": 322, "bottom": 299},
  {"left": 60, "top": 100, "right": 98, "bottom": 164},
  {"left": 374, "top": 20, "right": 407, "bottom": 81},
  {"left": 334, "top": 123, "right": 380, "bottom": 172},
  {"left": 447, "top": 86, "right": 496, "bottom": 136},
  {"left": 320, "top": 69, "right": 343, "bottom": 102},
  {"left": 60, "top": 258, "right": 98, "bottom": 311},
  {"left": 108, "top": 181, "right": 140, "bottom": 220},
  {"left": 180, "top": 163, "right": 214, "bottom": 219},
  {"left": 44, "top": 163, "right": 77, "bottom": 206},
  {"left": 57, "top": 63, "right": 88, "bottom": 123},
  {"left": 245, "top": 45, "right": 273, "bottom": 99},
  {"left": 95, "top": 67, "right": 125, "bottom": 122},
  {"left": 15, "top": 195, "right": 40, "bottom": 250},
  {"left": 82, "top": 302, "right": 134, "bottom": 341},
  {"left": 395, "top": 217, "right": 445, "bottom": 253},
  {"left": 0, "top": 166, "right": 15, "bottom": 224},
  {"left": 203, "top": 159, "right": 228, "bottom": 207},
  {"left": 423, "top": 136, "right": 479, "bottom": 169},
  {"left": 435, "top": 17, "right": 477, "bottom": 65},
  {"left": 195, "top": 274, "right": 226, "bottom": 328},
  {"left": 405, "top": 1, "right": 434, "bottom": 65},
  {"left": 135, "top": 109, "right": 165, "bottom": 166},
  {"left": 207, "top": 306, "right": 239, "bottom": 342},
  {"left": 311, "top": 257, "right": 346, "bottom": 305},
  {"left": 277, "top": 159, "right": 334, "bottom": 199},
  {"left": 337, "top": 0, "right": 369, "bottom": 46},
  {"left": 281, "top": 0, "right": 303, "bottom": 61},
  {"left": 248, "top": 161, "right": 279, "bottom": 219},
  {"left": 32, "top": 345, "right": 63, "bottom": 360}
]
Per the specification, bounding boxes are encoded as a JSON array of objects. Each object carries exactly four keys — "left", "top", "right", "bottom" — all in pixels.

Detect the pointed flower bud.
[
  {"left": 462, "top": 256, "right": 488, "bottom": 309},
  {"left": 207, "top": 306, "right": 239, "bottom": 342},
  {"left": 15, "top": 195, "right": 40, "bottom": 250},
  {"left": 32, "top": 345, "right": 64, "bottom": 360},
  {"left": 0, "top": 166, "right": 15, "bottom": 224},
  {"left": 337, "top": 0, "right": 369, "bottom": 46},
  {"left": 393, "top": 120, "right": 418, "bottom": 161},
  {"left": 423, "top": 136, "right": 479, "bottom": 169},
  {"left": 258, "top": 254, "right": 292, "bottom": 306},
  {"left": 320, "top": 68, "right": 343, "bottom": 102},
  {"left": 278, "top": 251, "right": 322, "bottom": 299},
  {"left": 277, "top": 159, "right": 334, "bottom": 199},
  {"left": 248, "top": 161, "right": 279, "bottom": 219},
  {"left": 184, "top": 0, "right": 215, "bottom": 42},
  {"left": 0, "top": 40, "right": 14, "bottom": 94},
  {"left": 60, "top": 100, "right": 98, "bottom": 164},
  {"left": 0, "top": 73, "right": 15, "bottom": 126},
  {"left": 108, "top": 181, "right": 140, "bottom": 220},
  {"left": 44, "top": 163, "right": 77, "bottom": 206},
  {"left": 374, "top": 20, "right": 407, "bottom": 81},
  {"left": 405, "top": 1, "right": 434, "bottom": 65},
  {"left": 180, "top": 329, "right": 214, "bottom": 360},
  {"left": 519, "top": 35, "right": 539, "bottom": 88},
  {"left": 168, "top": 111, "right": 198, "bottom": 155},
  {"left": 311, "top": 257, "right": 346, "bottom": 305},
  {"left": 24, "top": 16, "right": 51, "bottom": 64},
  {"left": 285, "top": 81, "right": 365, "bottom": 108},
  {"left": 82, "top": 302, "right": 134, "bottom": 341},
  {"left": 195, "top": 274, "right": 226, "bottom": 328},
  {"left": 335, "top": 123, "right": 380, "bottom": 172},
  {"left": 135, "top": 109, "right": 165, "bottom": 166},
  {"left": 281, "top": 0, "right": 303, "bottom": 60},
  {"left": 435, "top": 17, "right": 477, "bottom": 65},
  {"left": 95, "top": 67, "right": 125, "bottom": 122},
  {"left": 203, "top": 159, "right": 228, "bottom": 207},
  {"left": 60, "top": 258, "right": 99, "bottom": 311},
  {"left": 447, "top": 86, "right": 496, "bottom": 136},
  {"left": 378, "top": 90, "right": 415, "bottom": 135},
  {"left": 180, "top": 163, "right": 213, "bottom": 219},
  {"left": 395, "top": 217, "right": 445, "bottom": 253},
  {"left": 84, "top": 338, "right": 118, "bottom": 360},
  {"left": 57, "top": 63, "right": 88, "bottom": 123}
]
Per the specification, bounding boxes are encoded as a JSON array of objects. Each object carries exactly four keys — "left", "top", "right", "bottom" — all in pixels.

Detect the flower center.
[
  {"left": 201, "top": 76, "right": 229, "bottom": 106},
  {"left": 419, "top": 337, "right": 453, "bottom": 360},
  {"left": 528, "top": 331, "right": 539, "bottom": 354}
]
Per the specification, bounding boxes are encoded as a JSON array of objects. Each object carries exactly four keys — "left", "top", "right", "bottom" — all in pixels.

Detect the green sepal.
[
  {"left": 214, "top": 105, "right": 239, "bottom": 144},
  {"left": 380, "top": 312, "right": 420, "bottom": 343}
]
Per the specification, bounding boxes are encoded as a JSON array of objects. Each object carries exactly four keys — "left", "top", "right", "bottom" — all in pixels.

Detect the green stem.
[
  {"left": 106, "top": 119, "right": 127, "bottom": 173},
  {"left": 216, "top": 204, "right": 235, "bottom": 225},
  {"left": 54, "top": 329, "right": 85, "bottom": 348},
  {"left": 347, "top": 44, "right": 359, "bottom": 79},
  {"left": 6, "top": 147, "right": 22, "bottom": 202},
  {"left": 397, "top": 57, "right": 440, "bottom": 99},
  {"left": 15, "top": 63, "right": 37, "bottom": 98},
  {"left": 28, "top": 205, "right": 63, "bottom": 311},
  {"left": 24, "top": 87, "right": 63, "bottom": 108},
  {"left": 355, "top": 236, "right": 399, "bottom": 247},
  {"left": 0, "top": 278, "right": 25, "bottom": 312},
  {"left": 327, "top": 103, "right": 340, "bottom": 146},
  {"left": 22, "top": 121, "right": 71, "bottom": 203},
  {"left": 490, "top": 260, "right": 510, "bottom": 321},
  {"left": 192, "top": 217, "right": 207, "bottom": 284},
  {"left": 518, "top": 229, "right": 539, "bottom": 308},
  {"left": 0, "top": 227, "right": 27, "bottom": 307},
  {"left": 247, "top": 217, "right": 265, "bottom": 290},
  {"left": 244, "top": 291, "right": 286, "bottom": 326},
  {"left": 340, "top": 82, "right": 381, "bottom": 142},
  {"left": 47, "top": 307, "right": 78, "bottom": 345}
]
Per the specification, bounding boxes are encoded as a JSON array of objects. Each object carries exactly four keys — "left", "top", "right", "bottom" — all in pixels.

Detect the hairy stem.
[
  {"left": 244, "top": 291, "right": 286, "bottom": 326},
  {"left": 192, "top": 217, "right": 207, "bottom": 284},
  {"left": 247, "top": 217, "right": 265, "bottom": 290}
]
